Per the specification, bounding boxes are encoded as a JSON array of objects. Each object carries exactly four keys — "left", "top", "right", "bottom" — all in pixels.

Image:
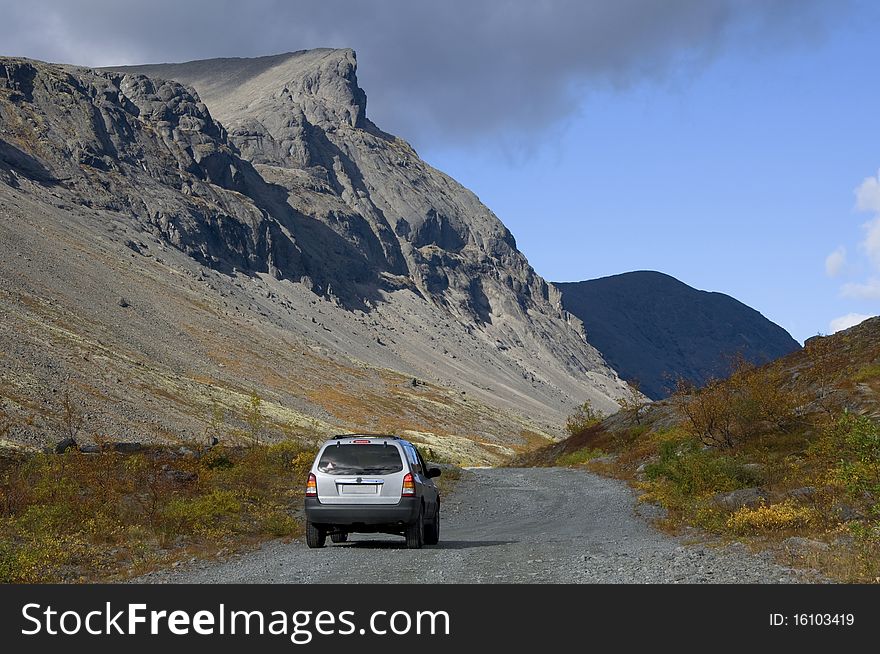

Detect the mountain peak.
[
  {"left": 110, "top": 48, "right": 367, "bottom": 135},
  {"left": 2, "top": 52, "right": 633, "bottom": 452}
]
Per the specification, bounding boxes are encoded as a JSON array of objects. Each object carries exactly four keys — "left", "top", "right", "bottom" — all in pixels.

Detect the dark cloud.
[{"left": 0, "top": 0, "right": 843, "bottom": 149}]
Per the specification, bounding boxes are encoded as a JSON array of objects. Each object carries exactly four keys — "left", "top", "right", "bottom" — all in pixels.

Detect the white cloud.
[
  {"left": 863, "top": 216, "right": 880, "bottom": 269},
  {"left": 830, "top": 313, "right": 874, "bottom": 334},
  {"left": 855, "top": 170, "right": 880, "bottom": 213},
  {"left": 824, "top": 246, "right": 846, "bottom": 277},
  {"left": 841, "top": 278, "right": 880, "bottom": 299}
]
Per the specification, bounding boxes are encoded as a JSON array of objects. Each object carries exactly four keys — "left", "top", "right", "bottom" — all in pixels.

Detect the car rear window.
[{"left": 317, "top": 444, "right": 404, "bottom": 475}]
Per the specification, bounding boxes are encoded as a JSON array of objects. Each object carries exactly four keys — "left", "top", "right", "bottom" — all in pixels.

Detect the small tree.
[
  {"left": 565, "top": 400, "right": 603, "bottom": 437},
  {"left": 617, "top": 379, "right": 646, "bottom": 425},
  {"left": 57, "top": 389, "right": 83, "bottom": 443},
  {"left": 671, "top": 358, "right": 803, "bottom": 449},
  {"left": 245, "top": 390, "right": 265, "bottom": 445},
  {"left": 203, "top": 399, "right": 226, "bottom": 445},
  {"left": 671, "top": 376, "right": 737, "bottom": 448},
  {"left": 803, "top": 335, "right": 837, "bottom": 415}
]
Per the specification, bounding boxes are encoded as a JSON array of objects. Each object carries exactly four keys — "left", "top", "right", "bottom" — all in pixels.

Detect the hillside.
[
  {"left": 521, "top": 316, "right": 880, "bottom": 581},
  {"left": 555, "top": 271, "right": 801, "bottom": 399},
  {"left": 0, "top": 51, "right": 632, "bottom": 463}
]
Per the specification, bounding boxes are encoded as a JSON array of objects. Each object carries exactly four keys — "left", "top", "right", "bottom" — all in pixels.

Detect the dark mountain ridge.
[{"left": 556, "top": 271, "right": 801, "bottom": 399}]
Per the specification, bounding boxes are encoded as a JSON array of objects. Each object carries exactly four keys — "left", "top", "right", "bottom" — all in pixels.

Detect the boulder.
[
  {"left": 714, "top": 487, "right": 767, "bottom": 511},
  {"left": 831, "top": 501, "right": 865, "bottom": 522},
  {"left": 54, "top": 437, "right": 77, "bottom": 454},
  {"left": 782, "top": 537, "right": 828, "bottom": 558},
  {"left": 163, "top": 468, "right": 197, "bottom": 484},
  {"left": 111, "top": 441, "right": 143, "bottom": 453},
  {"left": 787, "top": 486, "right": 816, "bottom": 502}
]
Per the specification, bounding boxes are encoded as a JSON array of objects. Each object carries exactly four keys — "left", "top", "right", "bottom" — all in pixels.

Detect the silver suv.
[{"left": 304, "top": 434, "right": 441, "bottom": 549}]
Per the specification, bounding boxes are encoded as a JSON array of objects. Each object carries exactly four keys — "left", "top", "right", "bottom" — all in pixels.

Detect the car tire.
[
  {"left": 424, "top": 506, "right": 440, "bottom": 545},
  {"left": 330, "top": 532, "right": 348, "bottom": 544},
  {"left": 405, "top": 505, "right": 424, "bottom": 549},
  {"left": 306, "top": 521, "right": 326, "bottom": 548}
]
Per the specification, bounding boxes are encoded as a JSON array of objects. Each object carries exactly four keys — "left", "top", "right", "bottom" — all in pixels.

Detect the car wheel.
[
  {"left": 330, "top": 532, "right": 348, "bottom": 544},
  {"left": 306, "top": 521, "right": 326, "bottom": 548},
  {"left": 405, "top": 505, "right": 424, "bottom": 549},
  {"left": 424, "top": 506, "right": 440, "bottom": 545}
]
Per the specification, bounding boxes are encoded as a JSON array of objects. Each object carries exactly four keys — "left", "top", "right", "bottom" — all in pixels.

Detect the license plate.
[{"left": 339, "top": 484, "right": 379, "bottom": 495}]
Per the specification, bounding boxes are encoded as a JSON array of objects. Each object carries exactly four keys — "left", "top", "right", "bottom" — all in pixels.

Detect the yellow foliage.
[{"left": 726, "top": 500, "right": 817, "bottom": 534}]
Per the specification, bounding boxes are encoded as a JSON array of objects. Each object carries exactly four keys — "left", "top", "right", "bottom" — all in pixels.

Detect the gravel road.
[{"left": 139, "top": 467, "right": 818, "bottom": 584}]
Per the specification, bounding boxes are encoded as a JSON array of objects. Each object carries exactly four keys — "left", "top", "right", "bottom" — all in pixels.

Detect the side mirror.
[{"left": 426, "top": 467, "right": 442, "bottom": 479}]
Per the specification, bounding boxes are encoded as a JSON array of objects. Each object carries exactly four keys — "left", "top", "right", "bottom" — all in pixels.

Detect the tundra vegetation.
[
  {"left": 0, "top": 393, "right": 317, "bottom": 582},
  {"left": 537, "top": 326, "right": 880, "bottom": 582}
]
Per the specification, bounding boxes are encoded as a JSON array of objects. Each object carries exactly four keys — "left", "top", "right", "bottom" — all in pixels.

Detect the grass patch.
[
  {"left": 557, "top": 447, "right": 604, "bottom": 466},
  {"left": 851, "top": 363, "right": 880, "bottom": 384},
  {"left": 0, "top": 440, "right": 315, "bottom": 583}
]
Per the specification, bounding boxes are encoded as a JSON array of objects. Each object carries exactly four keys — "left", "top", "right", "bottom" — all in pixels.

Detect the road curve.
[{"left": 139, "top": 467, "right": 817, "bottom": 584}]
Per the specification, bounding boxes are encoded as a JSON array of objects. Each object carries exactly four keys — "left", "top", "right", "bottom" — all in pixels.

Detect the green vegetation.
[
  {"left": 645, "top": 437, "right": 762, "bottom": 496},
  {"left": 542, "top": 336, "right": 880, "bottom": 581},
  {"left": 564, "top": 400, "right": 604, "bottom": 437},
  {"left": 557, "top": 447, "right": 604, "bottom": 467},
  {"left": 851, "top": 364, "right": 880, "bottom": 384},
  {"left": 0, "top": 440, "right": 315, "bottom": 583}
]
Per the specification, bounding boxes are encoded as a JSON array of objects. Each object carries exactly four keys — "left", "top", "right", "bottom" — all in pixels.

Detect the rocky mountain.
[
  {"left": 555, "top": 271, "right": 801, "bottom": 399},
  {"left": 0, "top": 51, "right": 631, "bottom": 462}
]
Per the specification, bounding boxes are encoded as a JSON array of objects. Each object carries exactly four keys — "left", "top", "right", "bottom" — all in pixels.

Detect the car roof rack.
[{"left": 330, "top": 433, "right": 401, "bottom": 440}]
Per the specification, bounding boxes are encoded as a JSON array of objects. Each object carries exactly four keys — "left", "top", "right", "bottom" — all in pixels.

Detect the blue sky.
[{"left": 421, "top": 3, "right": 880, "bottom": 343}]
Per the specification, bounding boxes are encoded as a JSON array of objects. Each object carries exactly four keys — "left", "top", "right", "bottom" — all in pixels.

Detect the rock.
[
  {"left": 787, "top": 486, "right": 816, "bottom": 501},
  {"left": 0, "top": 51, "right": 637, "bottom": 456},
  {"left": 111, "top": 441, "right": 143, "bottom": 453},
  {"left": 714, "top": 487, "right": 768, "bottom": 511},
  {"left": 591, "top": 454, "right": 617, "bottom": 465},
  {"left": 78, "top": 444, "right": 101, "bottom": 454},
  {"left": 831, "top": 501, "right": 864, "bottom": 522},
  {"left": 163, "top": 468, "right": 197, "bottom": 484},
  {"left": 54, "top": 437, "right": 77, "bottom": 454},
  {"left": 782, "top": 537, "right": 829, "bottom": 558},
  {"left": 832, "top": 533, "right": 855, "bottom": 549}
]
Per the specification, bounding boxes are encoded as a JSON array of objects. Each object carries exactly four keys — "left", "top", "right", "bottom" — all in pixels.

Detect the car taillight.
[
  {"left": 306, "top": 473, "right": 317, "bottom": 497},
  {"left": 402, "top": 472, "right": 415, "bottom": 496}
]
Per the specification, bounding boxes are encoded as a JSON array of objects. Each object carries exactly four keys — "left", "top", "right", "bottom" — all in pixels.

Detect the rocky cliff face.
[
  {"left": 113, "top": 51, "right": 585, "bottom": 344},
  {"left": 0, "top": 51, "right": 630, "bottom": 457},
  {"left": 556, "top": 271, "right": 802, "bottom": 399}
]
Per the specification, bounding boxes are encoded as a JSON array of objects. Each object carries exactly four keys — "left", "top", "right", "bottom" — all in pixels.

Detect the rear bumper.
[{"left": 304, "top": 497, "right": 420, "bottom": 526}]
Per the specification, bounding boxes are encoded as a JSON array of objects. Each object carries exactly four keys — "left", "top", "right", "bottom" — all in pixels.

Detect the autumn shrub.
[
  {"left": 726, "top": 500, "right": 818, "bottom": 534},
  {"left": 671, "top": 360, "right": 803, "bottom": 448},
  {"left": 0, "top": 439, "right": 316, "bottom": 583},
  {"left": 159, "top": 489, "right": 242, "bottom": 540},
  {"left": 565, "top": 401, "right": 604, "bottom": 436}
]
